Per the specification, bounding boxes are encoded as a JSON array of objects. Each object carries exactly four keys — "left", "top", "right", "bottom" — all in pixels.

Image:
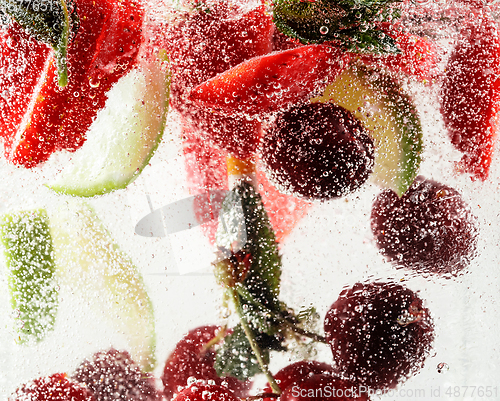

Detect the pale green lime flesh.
[
  {"left": 0, "top": 209, "right": 58, "bottom": 344},
  {"left": 49, "top": 60, "right": 170, "bottom": 197},
  {"left": 48, "top": 200, "right": 156, "bottom": 371},
  {"left": 312, "top": 66, "right": 423, "bottom": 196}
]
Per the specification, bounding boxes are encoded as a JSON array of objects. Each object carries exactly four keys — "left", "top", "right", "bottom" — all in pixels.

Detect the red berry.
[
  {"left": 370, "top": 176, "right": 478, "bottom": 275},
  {"left": 440, "top": 13, "right": 500, "bottom": 180},
  {"left": 9, "top": 373, "right": 95, "bottom": 401},
  {"left": 280, "top": 374, "right": 368, "bottom": 401},
  {"left": 165, "top": 2, "right": 273, "bottom": 158},
  {"left": 262, "top": 360, "right": 334, "bottom": 399},
  {"left": 72, "top": 349, "right": 159, "bottom": 401},
  {"left": 324, "top": 282, "right": 434, "bottom": 390},
  {"left": 0, "top": 0, "right": 144, "bottom": 167},
  {"left": 261, "top": 103, "right": 374, "bottom": 200},
  {"left": 161, "top": 326, "right": 250, "bottom": 399},
  {"left": 172, "top": 381, "right": 240, "bottom": 401}
]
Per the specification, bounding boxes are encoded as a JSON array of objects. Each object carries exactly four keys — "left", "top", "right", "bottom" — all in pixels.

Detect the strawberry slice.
[
  {"left": 189, "top": 44, "right": 348, "bottom": 116},
  {"left": 0, "top": 24, "right": 51, "bottom": 151},
  {"left": 166, "top": 2, "right": 273, "bottom": 158},
  {"left": 360, "top": 28, "right": 439, "bottom": 82},
  {"left": 440, "top": 13, "right": 500, "bottom": 180},
  {"left": 0, "top": 0, "right": 144, "bottom": 167}
]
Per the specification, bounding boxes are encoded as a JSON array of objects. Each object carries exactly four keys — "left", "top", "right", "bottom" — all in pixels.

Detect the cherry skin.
[
  {"left": 280, "top": 374, "right": 369, "bottom": 401},
  {"left": 261, "top": 102, "right": 374, "bottom": 200},
  {"left": 9, "top": 373, "right": 95, "bottom": 401},
  {"left": 161, "top": 326, "right": 250, "bottom": 399},
  {"left": 72, "top": 349, "right": 159, "bottom": 401},
  {"left": 172, "top": 382, "right": 241, "bottom": 401},
  {"left": 371, "top": 175, "right": 479, "bottom": 275},
  {"left": 262, "top": 360, "right": 334, "bottom": 399},
  {"left": 324, "top": 281, "right": 434, "bottom": 390}
]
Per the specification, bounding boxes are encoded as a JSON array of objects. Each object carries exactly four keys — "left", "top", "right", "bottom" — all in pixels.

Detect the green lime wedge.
[
  {"left": 48, "top": 59, "right": 170, "bottom": 197},
  {"left": 312, "top": 65, "right": 423, "bottom": 196},
  {"left": 49, "top": 200, "right": 156, "bottom": 371},
  {"left": 0, "top": 209, "right": 58, "bottom": 344}
]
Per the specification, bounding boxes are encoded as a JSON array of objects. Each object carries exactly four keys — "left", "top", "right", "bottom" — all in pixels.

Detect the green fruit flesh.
[
  {"left": 0, "top": 209, "right": 58, "bottom": 343},
  {"left": 49, "top": 200, "right": 156, "bottom": 371},
  {"left": 312, "top": 65, "right": 423, "bottom": 196},
  {"left": 49, "top": 59, "right": 170, "bottom": 197}
]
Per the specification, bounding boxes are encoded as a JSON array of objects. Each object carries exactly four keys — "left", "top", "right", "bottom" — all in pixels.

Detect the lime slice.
[
  {"left": 0, "top": 209, "right": 58, "bottom": 344},
  {"left": 311, "top": 65, "right": 423, "bottom": 196},
  {"left": 48, "top": 58, "right": 170, "bottom": 197},
  {"left": 49, "top": 200, "right": 156, "bottom": 371}
]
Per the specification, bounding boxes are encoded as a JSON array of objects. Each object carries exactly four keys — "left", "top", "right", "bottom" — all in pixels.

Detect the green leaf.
[
  {"left": 215, "top": 324, "right": 269, "bottom": 381},
  {"left": 272, "top": 0, "right": 402, "bottom": 55},
  {"left": 0, "top": 209, "right": 58, "bottom": 343},
  {"left": 232, "top": 181, "right": 282, "bottom": 313},
  {"left": 0, "top": 0, "right": 75, "bottom": 86}
]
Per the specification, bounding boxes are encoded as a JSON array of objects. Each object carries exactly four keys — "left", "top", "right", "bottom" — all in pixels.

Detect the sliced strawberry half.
[
  {"left": 0, "top": 0, "right": 144, "bottom": 168},
  {"left": 166, "top": 2, "right": 274, "bottom": 158},
  {"left": 189, "top": 44, "right": 348, "bottom": 116},
  {"left": 440, "top": 13, "right": 500, "bottom": 180},
  {"left": 0, "top": 24, "right": 51, "bottom": 151}
]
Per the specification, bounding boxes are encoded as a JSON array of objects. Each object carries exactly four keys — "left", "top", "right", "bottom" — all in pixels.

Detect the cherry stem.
[
  {"left": 236, "top": 285, "right": 327, "bottom": 344},
  {"left": 228, "top": 288, "right": 282, "bottom": 395}
]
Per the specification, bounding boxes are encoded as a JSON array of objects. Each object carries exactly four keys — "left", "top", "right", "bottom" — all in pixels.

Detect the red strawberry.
[
  {"left": 189, "top": 44, "right": 348, "bottom": 116},
  {"left": 9, "top": 373, "right": 96, "bottom": 401},
  {"left": 183, "top": 132, "right": 311, "bottom": 244},
  {"left": 360, "top": 27, "right": 439, "bottom": 82},
  {"left": 440, "top": 13, "right": 500, "bottom": 180},
  {"left": 0, "top": 0, "right": 144, "bottom": 167},
  {"left": 0, "top": 24, "right": 50, "bottom": 150},
  {"left": 165, "top": 2, "right": 273, "bottom": 158}
]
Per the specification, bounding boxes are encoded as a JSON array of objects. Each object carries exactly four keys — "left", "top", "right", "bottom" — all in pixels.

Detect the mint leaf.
[
  {"left": 273, "top": 0, "right": 402, "bottom": 55},
  {"left": 215, "top": 324, "right": 269, "bottom": 381},
  {"left": 233, "top": 181, "right": 282, "bottom": 313},
  {"left": 0, "top": 0, "right": 75, "bottom": 86}
]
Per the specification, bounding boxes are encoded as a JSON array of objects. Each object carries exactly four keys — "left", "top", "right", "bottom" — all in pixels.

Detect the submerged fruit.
[
  {"left": 261, "top": 102, "right": 374, "bottom": 200},
  {"left": 324, "top": 282, "right": 434, "bottom": 390},
  {"left": 0, "top": 209, "right": 58, "bottom": 343},
  {"left": 371, "top": 176, "right": 478, "bottom": 275},
  {"left": 49, "top": 200, "right": 155, "bottom": 371},
  {"left": 166, "top": 1, "right": 273, "bottom": 158},
  {"left": 73, "top": 349, "right": 159, "bottom": 401},
  {"left": 162, "top": 325, "right": 249, "bottom": 399},
  {"left": 312, "top": 64, "right": 423, "bottom": 196},
  {"left": 441, "top": 14, "right": 500, "bottom": 180},
  {"left": 48, "top": 57, "right": 170, "bottom": 197},
  {"left": 9, "top": 373, "right": 95, "bottom": 401},
  {"left": 172, "top": 381, "right": 240, "bottom": 401},
  {"left": 0, "top": 0, "right": 144, "bottom": 167}
]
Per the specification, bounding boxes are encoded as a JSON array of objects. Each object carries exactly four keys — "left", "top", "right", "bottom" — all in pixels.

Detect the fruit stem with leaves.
[{"left": 227, "top": 286, "right": 282, "bottom": 395}]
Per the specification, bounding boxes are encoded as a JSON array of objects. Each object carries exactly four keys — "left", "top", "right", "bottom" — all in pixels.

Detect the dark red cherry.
[
  {"left": 161, "top": 326, "right": 250, "bottom": 399},
  {"left": 324, "top": 282, "right": 434, "bottom": 390},
  {"left": 371, "top": 176, "right": 478, "bottom": 275},
  {"left": 262, "top": 360, "right": 334, "bottom": 400},
  {"left": 261, "top": 102, "right": 374, "bottom": 200}
]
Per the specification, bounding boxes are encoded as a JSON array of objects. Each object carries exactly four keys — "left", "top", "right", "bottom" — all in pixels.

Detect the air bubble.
[{"left": 319, "top": 26, "right": 329, "bottom": 35}]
